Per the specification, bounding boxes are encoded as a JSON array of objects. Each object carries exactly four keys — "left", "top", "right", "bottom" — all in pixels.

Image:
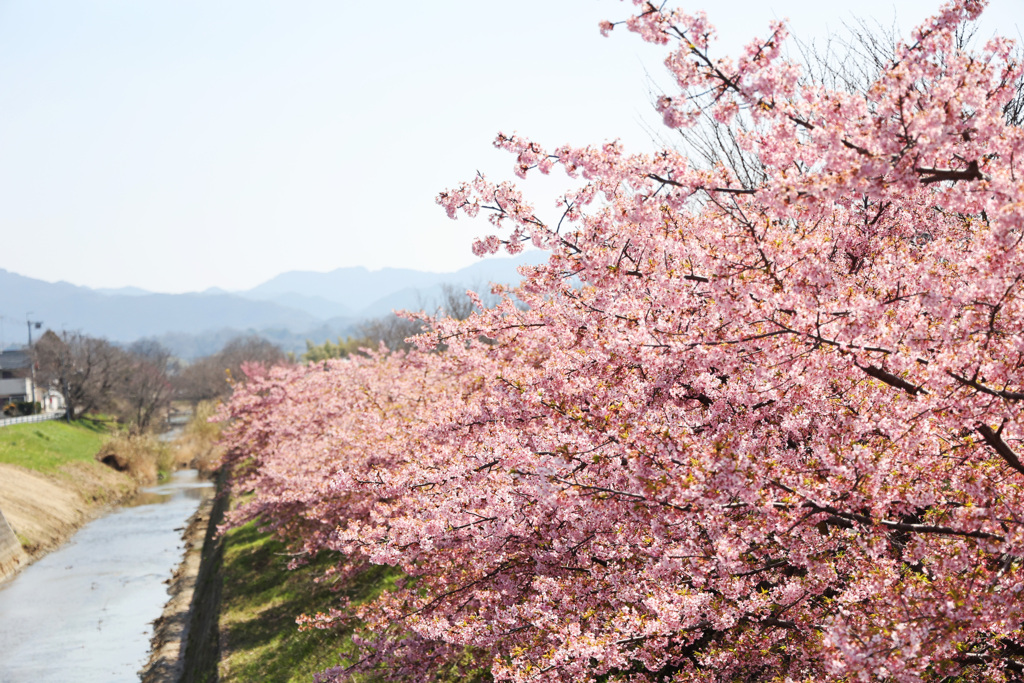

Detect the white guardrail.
[{"left": 0, "top": 411, "right": 64, "bottom": 428}]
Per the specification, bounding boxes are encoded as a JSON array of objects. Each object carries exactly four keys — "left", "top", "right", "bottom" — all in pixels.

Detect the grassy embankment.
[
  {"left": 0, "top": 416, "right": 138, "bottom": 501},
  {"left": 215, "top": 521, "right": 492, "bottom": 682},
  {"left": 0, "top": 417, "right": 111, "bottom": 473},
  {"left": 212, "top": 512, "right": 492, "bottom": 681},
  {"left": 0, "top": 416, "right": 188, "bottom": 485},
  {"left": 216, "top": 522, "right": 402, "bottom": 682},
  {"left": 0, "top": 417, "right": 138, "bottom": 555}
]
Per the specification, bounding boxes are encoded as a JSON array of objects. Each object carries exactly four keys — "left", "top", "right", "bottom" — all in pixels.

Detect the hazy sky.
[{"left": 0, "top": 0, "right": 1019, "bottom": 293}]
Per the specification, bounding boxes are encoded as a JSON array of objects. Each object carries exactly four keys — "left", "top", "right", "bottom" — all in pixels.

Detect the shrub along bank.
[{"left": 95, "top": 432, "right": 176, "bottom": 485}]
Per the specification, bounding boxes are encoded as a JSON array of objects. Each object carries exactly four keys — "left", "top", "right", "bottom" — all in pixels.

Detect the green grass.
[
  {"left": 218, "top": 521, "right": 403, "bottom": 683},
  {"left": 217, "top": 521, "right": 494, "bottom": 682},
  {"left": 0, "top": 418, "right": 112, "bottom": 473}
]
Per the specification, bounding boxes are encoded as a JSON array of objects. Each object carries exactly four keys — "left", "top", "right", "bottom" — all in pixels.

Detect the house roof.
[{"left": 0, "top": 350, "right": 31, "bottom": 371}]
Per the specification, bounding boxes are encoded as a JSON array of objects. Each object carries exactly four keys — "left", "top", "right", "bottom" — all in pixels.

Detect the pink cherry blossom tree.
[{"left": 219, "top": 1, "right": 1024, "bottom": 680}]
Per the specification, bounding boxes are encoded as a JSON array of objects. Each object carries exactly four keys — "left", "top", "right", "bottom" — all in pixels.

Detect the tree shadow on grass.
[{"left": 219, "top": 521, "right": 401, "bottom": 683}]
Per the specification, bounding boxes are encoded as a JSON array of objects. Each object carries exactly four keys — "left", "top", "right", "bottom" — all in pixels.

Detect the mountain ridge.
[
  {"left": 238, "top": 251, "right": 547, "bottom": 318},
  {"left": 0, "top": 252, "right": 546, "bottom": 357}
]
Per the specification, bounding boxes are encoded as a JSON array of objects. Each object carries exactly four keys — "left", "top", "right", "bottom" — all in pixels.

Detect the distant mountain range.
[
  {"left": 0, "top": 252, "right": 547, "bottom": 358},
  {"left": 237, "top": 253, "right": 547, "bottom": 318}
]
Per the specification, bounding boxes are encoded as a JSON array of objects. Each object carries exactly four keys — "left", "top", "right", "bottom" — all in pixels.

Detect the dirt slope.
[{"left": 0, "top": 461, "right": 136, "bottom": 579}]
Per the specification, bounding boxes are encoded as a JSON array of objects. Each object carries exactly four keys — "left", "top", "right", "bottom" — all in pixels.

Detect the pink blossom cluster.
[{"left": 218, "top": 1, "right": 1024, "bottom": 680}]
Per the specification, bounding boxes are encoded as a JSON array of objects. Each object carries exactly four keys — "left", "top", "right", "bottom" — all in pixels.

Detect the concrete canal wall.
[{"left": 0, "top": 507, "right": 26, "bottom": 581}]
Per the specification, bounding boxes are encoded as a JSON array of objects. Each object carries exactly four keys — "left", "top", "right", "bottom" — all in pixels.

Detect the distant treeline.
[
  {"left": 29, "top": 285, "right": 496, "bottom": 431},
  {"left": 33, "top": 331, "right": 284, "bottom": 431},
  {"left": 302, "top": 284, "right": 494, "bottom": 361}
]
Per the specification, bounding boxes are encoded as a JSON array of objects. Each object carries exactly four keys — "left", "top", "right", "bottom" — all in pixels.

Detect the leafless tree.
[
  {"left": 303, "top": 284, "right": 507, "bottom": 362},
  {"left": 354, "top": 315, "right": 425, "bottom": 353},
  {"left": 34, "top": 330, "right": 127, "bottom": 421},
  {"left": 119, "top": 339, "right": 176, "bottom": 431},
  {"left": 175, "top": 334, "right": 286, "bottom": 405}
]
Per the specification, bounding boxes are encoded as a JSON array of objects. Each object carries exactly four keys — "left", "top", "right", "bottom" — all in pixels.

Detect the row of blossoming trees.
[{"left": 218, "top": 1, "right": 1024, "bottom": 680}]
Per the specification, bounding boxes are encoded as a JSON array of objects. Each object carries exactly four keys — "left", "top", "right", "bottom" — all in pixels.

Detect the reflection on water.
[
  {"left": 125, "top": 472, "right": 210, "bottom": 507},
  {"left": 156, "top": 425, "right": 185, "bottom": 443},
  {"left": 0, "top": 470, "right": 212, "bottom": 682}
]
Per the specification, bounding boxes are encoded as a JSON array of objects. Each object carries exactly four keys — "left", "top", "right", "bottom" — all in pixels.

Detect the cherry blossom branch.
[
  {"left": 771, "top": 481, "right": 1005, "bottom": 541},
  {"left": 647, "top": 172, "right": 755, "bottom": 195},
  {"left": 976, "top": 423, "right": 1024, "bottom": 478},
  {"left": 857, "top": 364, "right": 928, "bottom": 396},
  {"left": 915, "top": 160, "right": 985, "bottom": 184},
  {"left": 948, "top": 371, "right": 1024, "bottom": 401}
]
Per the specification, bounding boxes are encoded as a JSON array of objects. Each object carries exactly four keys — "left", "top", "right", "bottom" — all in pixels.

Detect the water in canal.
[{"left": 0, "top": 470, "right": 212, "bottom": 682}]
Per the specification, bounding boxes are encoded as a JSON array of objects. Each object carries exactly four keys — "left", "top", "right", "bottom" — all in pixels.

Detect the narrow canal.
[{"left": 0, "top": 470, "right": 212, "bottom": 682}]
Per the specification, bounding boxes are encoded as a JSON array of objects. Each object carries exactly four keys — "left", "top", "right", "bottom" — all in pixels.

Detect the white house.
[{"left": 39, "top": 387, "right": 66, "bottom": 413}]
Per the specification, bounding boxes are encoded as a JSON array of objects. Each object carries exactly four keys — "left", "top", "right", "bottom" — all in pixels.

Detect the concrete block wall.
[{"left": 0, "top": 507, "right": 25, "bottom": 581}]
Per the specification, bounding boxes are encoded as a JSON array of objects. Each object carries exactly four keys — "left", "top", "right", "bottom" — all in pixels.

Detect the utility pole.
[
  {"left": 25, "top": 315, "right": 41, "bottom": 413},
  {"left": 60, "top": 330, "right": 71, "bottom": 422}
]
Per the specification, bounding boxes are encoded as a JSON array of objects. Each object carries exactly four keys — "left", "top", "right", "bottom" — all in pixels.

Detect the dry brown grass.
[
  {"left": 173, "top": 401, "right": 225, "bottom": 474},
  {"left": 95, "top": 402, "right": 225, "bottom": 484},
  {"left": 95, "top": 432, "right": 179, "bottom": 486}
]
